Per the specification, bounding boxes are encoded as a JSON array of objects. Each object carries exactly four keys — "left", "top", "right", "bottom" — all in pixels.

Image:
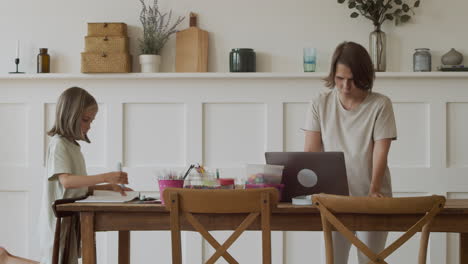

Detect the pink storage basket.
[
  {"left": 158, "top": 179, "right": 184, "bottom": 204},
  {"left": 245, "top": 183, "right": 284, "bottom": 201}
]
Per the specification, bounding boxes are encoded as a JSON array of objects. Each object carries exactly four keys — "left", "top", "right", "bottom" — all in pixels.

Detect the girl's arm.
[
  {"left": 57, "top": 171, "right": 128, "bottom": 189},
  {"left": 304, "top": 131, "right": 323, "bottom": 152},
  {"left": 90, "top": 183, "right": 133, "bottom": 195},
  {"left": 369, "top": 138, "right": 392, "bottom": 197}
]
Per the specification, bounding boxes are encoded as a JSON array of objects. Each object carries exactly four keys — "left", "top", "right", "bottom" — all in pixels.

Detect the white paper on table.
[{"left": 77, "top": 190, "right": 141, "bottom": 203}]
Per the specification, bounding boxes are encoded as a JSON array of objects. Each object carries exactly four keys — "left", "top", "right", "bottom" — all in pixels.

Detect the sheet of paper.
[{"left": 77, "top": 190, "right": 140, "bottom": 203}]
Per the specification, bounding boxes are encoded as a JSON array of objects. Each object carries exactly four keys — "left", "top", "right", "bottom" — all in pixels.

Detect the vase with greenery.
[
  {"left": 138, "top": 0, "right": 184, "bottom": 72},
  {"left": 337, "top": 0, "right": 422, "bottom": 72}
]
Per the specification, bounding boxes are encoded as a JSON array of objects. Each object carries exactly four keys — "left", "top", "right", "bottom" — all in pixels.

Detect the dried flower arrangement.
[{"left": 138, "top": 0, "right": 185, "bottom": 55}]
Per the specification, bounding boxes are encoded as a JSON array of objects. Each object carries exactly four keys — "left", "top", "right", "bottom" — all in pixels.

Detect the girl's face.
[
  {"left": 334, "top": 63, "right": 360, "bottom": 96},
  {"left": 81, "top": 109, "right": 97, "bottom": 135}
]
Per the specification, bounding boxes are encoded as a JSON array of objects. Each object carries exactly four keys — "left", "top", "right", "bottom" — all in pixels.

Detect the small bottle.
[
  {"left": 413, "top": 48, "right": 431, "bottom": 72},
  {"left": 37, "top": 48, "right": 50, "bottom": 73}
]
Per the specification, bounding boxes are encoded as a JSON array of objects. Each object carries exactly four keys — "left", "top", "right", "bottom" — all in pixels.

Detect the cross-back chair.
[
  {"left": 163, "top": 188, "right": 279, "bottom": 264},
  {"left": 51, "top": 195, "right": 87, "bottom": 264},
  {"left": 312, "top": 194, "right": 446, "bottom": 264}
]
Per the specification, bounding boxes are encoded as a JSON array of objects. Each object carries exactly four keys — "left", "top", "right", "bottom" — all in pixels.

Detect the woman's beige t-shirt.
[
  {"left": 39, "top": 135, "right": 88, "bottom": 264},
  {"left": 303, "top": 88, "right": 397, "bottom": 197}
]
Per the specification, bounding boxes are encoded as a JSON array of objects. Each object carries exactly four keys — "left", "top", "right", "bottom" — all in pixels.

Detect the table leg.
[
  {"left": 461, "top": 233, "right": 468, "bottom": 264},
  {"left": 80, "top": 212, "right": 96, "bottom": 264},
  {"left": 119, "top": 231, "right": 131, "bottom": 264}
]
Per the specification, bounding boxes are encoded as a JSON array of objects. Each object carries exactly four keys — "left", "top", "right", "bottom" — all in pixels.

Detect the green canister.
[{"left": 229, "top": 48, "right": 256, "bottom": 72}]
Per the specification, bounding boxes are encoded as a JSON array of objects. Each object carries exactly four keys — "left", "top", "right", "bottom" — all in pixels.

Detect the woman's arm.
[
  {"left": 304, "top": 131, "right": 323, "bottom": 152},
  {"left": 369, "top": 138, "right": 392, "bottom": 197},
  {"left": 57, "top": 171, "right": 128, "bottom": 189}
]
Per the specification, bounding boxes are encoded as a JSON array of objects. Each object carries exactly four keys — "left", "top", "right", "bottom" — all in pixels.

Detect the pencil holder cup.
[{"left": 158, "top": 179, "right": 184, "bottom": 204}]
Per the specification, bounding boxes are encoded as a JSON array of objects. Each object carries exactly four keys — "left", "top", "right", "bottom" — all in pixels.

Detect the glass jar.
[
  {"left": 37, "top": 48, "right": 50, "bottom": 73},
  {"left": 413, "top": 48, "right": 431, "bottom": 72},
  {"left": 229, "top": 48, "right": 256, "bottom": 72}
]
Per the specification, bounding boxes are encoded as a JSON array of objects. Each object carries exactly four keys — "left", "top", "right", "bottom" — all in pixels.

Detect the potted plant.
[
  {"left": 337, "top": 0, "right": 422, "bottom": 72},
  {"left": 138, "top": 0, "right": 184, "bottom": 72}
]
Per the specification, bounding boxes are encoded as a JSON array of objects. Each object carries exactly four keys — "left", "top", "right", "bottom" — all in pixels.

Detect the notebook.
[
  {"left": 265, "top": 152, "right": 349, "bottom": 202},
  {"left": 76, "top": 190, "right": 159, "bottom": 203}
]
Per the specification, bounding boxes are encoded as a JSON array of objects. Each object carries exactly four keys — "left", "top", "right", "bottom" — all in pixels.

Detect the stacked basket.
[{"left": 81, "top": 23, "right": 132, "bottom": 73}]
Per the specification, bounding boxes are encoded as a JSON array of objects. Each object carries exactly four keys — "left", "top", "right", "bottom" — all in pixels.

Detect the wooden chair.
[
  {"left": 51, "top": 196, "right": 87, "bottom": 264},
  {"left": 163, "top": 188, "right": 279, "bottom": 264},
  {"left": 312, "top": 194, "right": 446, "bottom": 264}
]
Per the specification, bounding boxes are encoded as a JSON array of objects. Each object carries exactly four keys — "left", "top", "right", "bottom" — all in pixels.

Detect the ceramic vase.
[
  {"left": 369, "top": 25, "right": 386, "bottom": 72},
  {"left": 139, "top": 54, "right": 161, "bottom": 73}
]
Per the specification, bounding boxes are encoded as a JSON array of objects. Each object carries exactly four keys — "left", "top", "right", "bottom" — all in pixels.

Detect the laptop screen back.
[{"left": 265, "top": 152, "right": 349, "bottom": 202}]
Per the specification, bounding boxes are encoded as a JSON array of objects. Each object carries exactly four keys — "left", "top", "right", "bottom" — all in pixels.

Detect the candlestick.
[
  {"left": 9, "top": 58, "right": 25, "bottom": 74},
  {"left": 16, "top": 40, "right": 19, "bottom": 58}
]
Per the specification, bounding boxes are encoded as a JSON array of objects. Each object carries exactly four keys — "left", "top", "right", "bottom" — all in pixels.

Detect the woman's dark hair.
[{"left": 324, "top": 41, "right": 375, "bottom": 91}]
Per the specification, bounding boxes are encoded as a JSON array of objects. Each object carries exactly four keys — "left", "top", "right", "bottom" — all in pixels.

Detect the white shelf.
[{"left": 1, "top": 72, "right": 468, "bottom": 80}]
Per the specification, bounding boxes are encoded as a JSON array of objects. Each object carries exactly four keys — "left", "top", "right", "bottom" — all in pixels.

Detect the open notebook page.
[{"left": 77, "top": 190, "right": 141, "bottom": 203}]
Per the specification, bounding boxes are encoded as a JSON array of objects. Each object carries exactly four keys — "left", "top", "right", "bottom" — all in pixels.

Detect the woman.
[{"left": 303, "top": 41, "right": 397, "bottom": 264}]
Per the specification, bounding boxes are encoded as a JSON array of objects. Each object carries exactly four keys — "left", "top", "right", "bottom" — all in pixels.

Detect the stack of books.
[{"left": 437, "top": 65, "right": 468, "bottom": 72}]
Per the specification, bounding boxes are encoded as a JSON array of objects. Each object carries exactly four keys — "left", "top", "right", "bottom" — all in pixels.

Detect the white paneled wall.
[
  {"left": 1, "top": 73, "right": 468, "bottom": 263},
  {"left": 0, "top": 104, "right": 28, "bottom": 166},
  {"left": 447, "top": 103, "right": 468, "bottom": 168},
  {"left": 124, "top": 103, "right": 186, "bottom": 167}
]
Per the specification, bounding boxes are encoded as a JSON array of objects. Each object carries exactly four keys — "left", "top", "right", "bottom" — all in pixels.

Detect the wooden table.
[{"left": 57, "top": 199, "right": 468, "bottom": 264}]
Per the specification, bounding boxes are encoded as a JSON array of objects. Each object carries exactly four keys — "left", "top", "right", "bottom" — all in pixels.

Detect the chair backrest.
[
  {"left": 51, "top": 196, "right": 87, "bottom": 264},
  {"left": 164, "top": 188, "right": 278, "bottom": 264},
  {"left": 163, "top": 188, "right": 278, "bottom": 213},
  {"left": 312, "top": 194, "right": 446, "bottom": 264}
]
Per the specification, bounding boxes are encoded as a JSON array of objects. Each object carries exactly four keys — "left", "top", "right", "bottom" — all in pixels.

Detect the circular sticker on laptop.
[{"left": 297, "top": 169, "right": 318, "bottom": 187}]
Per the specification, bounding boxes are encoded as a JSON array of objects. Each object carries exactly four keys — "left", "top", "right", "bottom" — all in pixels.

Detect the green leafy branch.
[{"left": 337, "top": 0, "right": 421, "bottom": 27}]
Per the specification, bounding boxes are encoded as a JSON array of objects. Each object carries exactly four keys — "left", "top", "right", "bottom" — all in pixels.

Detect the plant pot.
[
  {"left": 139, "top": 54, "right": 161, "bottom": 73},
  {"left": 369, "top": 26, "right": 386, "bottom": 72}
]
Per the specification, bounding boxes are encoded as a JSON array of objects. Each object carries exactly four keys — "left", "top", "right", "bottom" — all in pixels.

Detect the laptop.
[{"left": 265, "top": 152, "right": 349, "bottom": 202}]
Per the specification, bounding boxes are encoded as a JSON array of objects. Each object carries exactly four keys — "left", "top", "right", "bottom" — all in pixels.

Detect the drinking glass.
[{"left": 303, "top": 48, "right": 317, "bottom": 72}]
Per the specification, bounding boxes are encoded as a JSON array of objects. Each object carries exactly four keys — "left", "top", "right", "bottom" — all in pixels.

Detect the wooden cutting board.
[{"left": 175, "top": 13, "right": 209, "bottom": 72}]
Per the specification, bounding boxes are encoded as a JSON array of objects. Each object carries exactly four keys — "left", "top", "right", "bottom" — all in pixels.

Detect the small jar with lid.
[
  {"left": 229, "top": 48, "right": 256, "bottom": 72},
  {"left": 37, "top": 48, "right": 50, "bottom": 73},
  {"left": 413, "top": 48, "right": 431, "bottom": 72}
]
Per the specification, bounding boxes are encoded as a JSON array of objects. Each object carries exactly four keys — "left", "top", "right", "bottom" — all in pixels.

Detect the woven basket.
[
  {"left": 81, "top": 52, "right": 132, "bottom": 73},
  {"left": 85, "top": 36, "right": 129, "bottom": 53},
  {"left": 87, "top": 23, "right": 127, "bottom": 37}
]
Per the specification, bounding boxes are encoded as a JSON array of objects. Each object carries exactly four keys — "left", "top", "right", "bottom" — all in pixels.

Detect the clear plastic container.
[
  {"left": 245, "top": 164, "right": 284, "bottom": 184},
  {"left": 184, "top": 171, "right": 220, "bottom": 189}
]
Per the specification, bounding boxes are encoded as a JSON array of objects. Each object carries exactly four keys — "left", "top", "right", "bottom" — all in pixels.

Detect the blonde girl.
[{"left": 39, "top": 87, "right": 131, "bottom": 264}]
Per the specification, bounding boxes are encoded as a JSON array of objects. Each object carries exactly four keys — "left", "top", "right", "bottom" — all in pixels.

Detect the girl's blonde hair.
[{"left": 48, "top": 87, "right": 98, "bottom": 143}]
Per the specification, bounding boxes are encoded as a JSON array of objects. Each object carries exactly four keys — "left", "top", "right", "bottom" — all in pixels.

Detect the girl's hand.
[
  {"left": 109, "top": 184, "right": 133, "bottom": 196},
  {"left": 104, "top": 171, "right": 128, "bottom": 185},
  {"left": 368, "top": 191, "right": 384, "bottom": 198}
]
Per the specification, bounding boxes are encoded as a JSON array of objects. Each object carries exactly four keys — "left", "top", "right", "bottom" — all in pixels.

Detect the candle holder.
[{"left": 9, "top": 58, "right": 25, "bottom": 74}]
